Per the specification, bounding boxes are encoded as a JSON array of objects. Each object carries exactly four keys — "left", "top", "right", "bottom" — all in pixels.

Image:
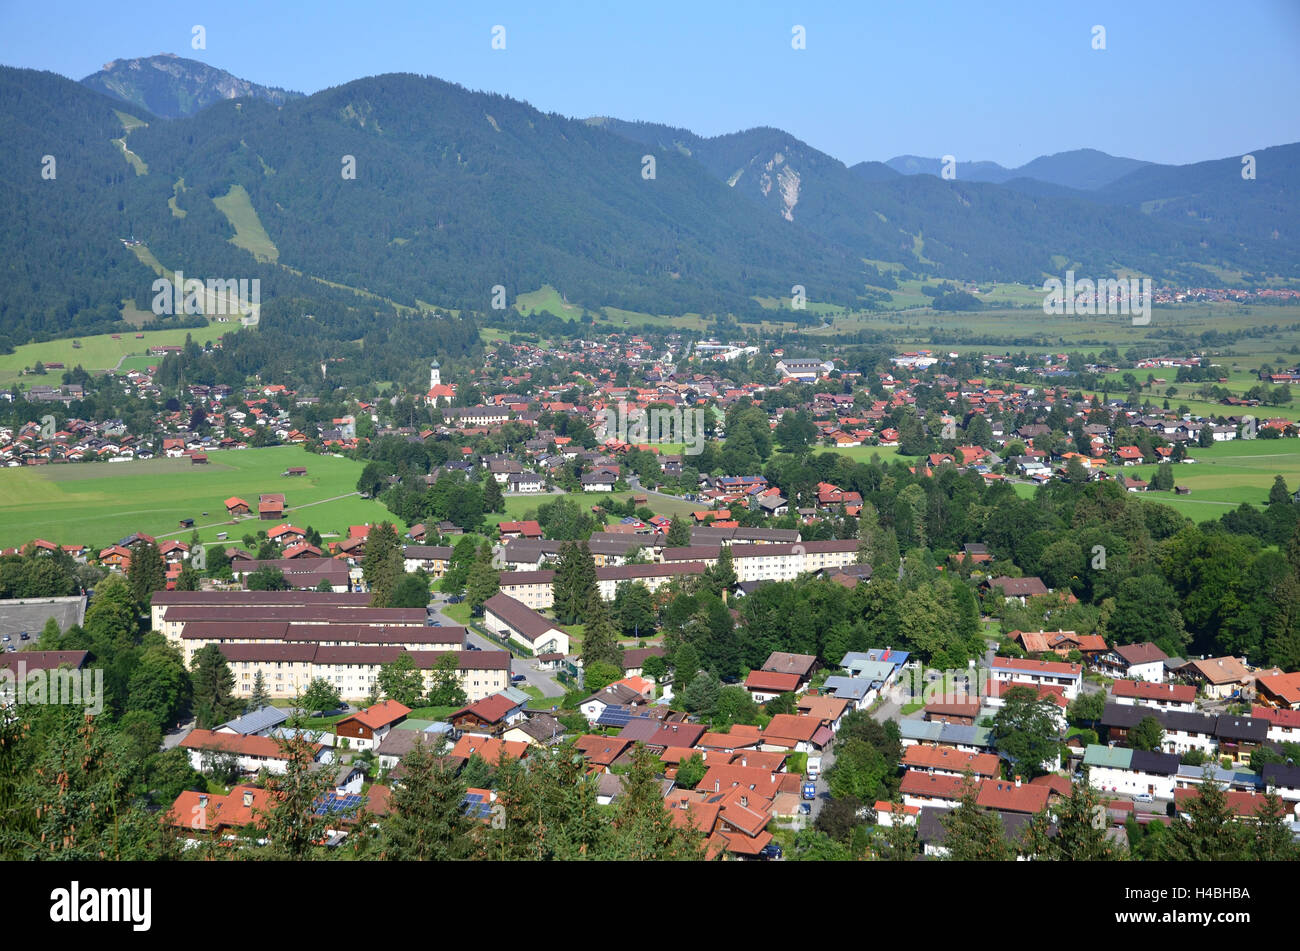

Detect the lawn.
[
  {"left": 815, "top": 444, "right": 908, "bottom": 466},
  {"left": 404, "top": 705, "right": 458, "bottom": 720},
  {"left": 441, "top": 601, "right": 473, "bottom": 626},
  {"left": 0, "top": 446, "right": 399, "bottom": 550},
  {"left": 490, "top": 490, "right": 699, "bottom": 526}
]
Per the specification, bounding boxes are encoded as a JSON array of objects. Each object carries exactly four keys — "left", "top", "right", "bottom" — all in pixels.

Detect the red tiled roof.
[
  {"left": 977, "top": 779, "right": 1051, "bottom": 814},
  {"left": 452, "top": 692, "right": 522, "bottom": 725},
  {"left": 762, "top": 714, "right": 820, "bottom": 744},
  {"left": 449, "top": 735, "right": 529, "bottom": 763},
  {"left": 180, "top": 729, "right": 316, "bottom": 760},
  {"left": 902, "top": 744, "right": 1000, "bottom": 777},
  {"left": 744, "top": 670, "right": 802, "bottom": 693},
  {"left": 1111, "top": 680, "right": 1196, "bottom": 703},
  {"left": 342, "top": 699, "right": 411, "bottom": 731},
  {"left": 899, "top": 770, "right": 973, "bottom": 801},
  {"left": 1252, "top": 704, "right": 1300, "bottom": 728}
]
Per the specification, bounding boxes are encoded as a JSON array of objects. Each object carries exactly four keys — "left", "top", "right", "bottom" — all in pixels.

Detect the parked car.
[
  {"left": 19, "top": 632, "right": 28, "bottom": 640},
  {"left": 510, "top": 674, "right": 527, "bottom": 685},
  {"left": 1135, "top": 792, "right": 1154, "bottom": 803},
  {"left": 759, "top": 843, "right": 783, "bottom": 860},
  {"left": 1, "top": 634, "right": 9, "bottom": 642},
  {"left": 798, "top": 802, "right": 812, "bottom": 816}
]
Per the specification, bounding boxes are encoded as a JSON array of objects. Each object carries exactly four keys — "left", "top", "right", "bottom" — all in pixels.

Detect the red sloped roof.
[{"left": 343, "top": 699, "right": 411, "bottom": 731}]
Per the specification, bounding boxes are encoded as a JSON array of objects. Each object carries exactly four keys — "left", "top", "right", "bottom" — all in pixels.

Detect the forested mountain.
[
  {"left": 1017, "top": 149, "right": 1151, "bottom": 191},
  {"left": 1, "top": 61, "right": 1298, "bottom": 351},
  {"left": 1094, "top": 143, "right": 1299, "bottom": 279},
  {"left": 81, "top": 54, "right": 302, "bottom": 119},
  {"left": 125, "top": 73, "right": 869, "bottom": 317},
  {"left": 885, "top": 149, "right": 1152, "bottom": 190},
  {"left": 0, "top": 68, "right": 158, "bottom": 347},
  {"left": 598, "top": 118, "right": 1296, "bottom": 285},
  {"left": 886, "top": 154, "right": 1019, "bottom": 184}
]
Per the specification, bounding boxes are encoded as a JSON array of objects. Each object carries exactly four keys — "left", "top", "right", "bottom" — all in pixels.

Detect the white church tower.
[{"left": 430, "top": 359, "right": 441, "bottom": 389}]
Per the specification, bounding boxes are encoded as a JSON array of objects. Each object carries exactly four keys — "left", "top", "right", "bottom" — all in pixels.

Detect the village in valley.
[
  {"left": 3, "top": 5, "right": 1299, "bottom": 892},
  {"left": 5, "top": 320, "right": 1300, "bottom": 863}
]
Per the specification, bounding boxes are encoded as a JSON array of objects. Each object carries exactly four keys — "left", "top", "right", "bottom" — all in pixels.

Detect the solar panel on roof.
[
  {"left": 597, "top": 706, "right": 634, "bottom": 727},
  {"left": 312, "top": 793, "right": 364, "bottom": 816}
]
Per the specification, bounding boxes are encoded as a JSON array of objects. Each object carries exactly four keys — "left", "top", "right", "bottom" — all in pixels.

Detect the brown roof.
[
  {"left": 924, "top": 700, "right": 981, "bottom": 720},
  {"left": 1114, "top": 642, "right": 1170, "bottom": 666},
  {"left": 483, "top": 593, "right": 562, "bottom": 643},
  {"left": 573, "top": 734, "right": 634, "bottom": 766},
  {"left": 0, "top": 650, "right": 88, "bottom": 675},
  {"left": 1111, "top": 680, "right": 1196, "bottom": 703},
  {"left": 1184, "top": 656, "right": 1251, "bottom": 685},
  {"left": 760, "top": 652, "right": 817, "bottom": 678},
  {"left": 988, "top": 576, "right": 1050, "bottom": 597},
  {"left": 761, "top": 714, "right": 820, "bottom": 744},
  {"left": 452, "top": 692, "right": 523, "bottom": 725}
]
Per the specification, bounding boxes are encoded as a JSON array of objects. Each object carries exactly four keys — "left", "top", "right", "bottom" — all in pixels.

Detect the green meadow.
[
  {"left": 491, "top": 489, "right": 700, "bottom": 527},
  {"left": 0, "top": 324, "right": 226, "bottom": 388},
  {"left": 0, "top": 447, "right": 398, "bottom": 550},
  {"left": 212, "top": 184, "right": 279, "bottom": 263}
]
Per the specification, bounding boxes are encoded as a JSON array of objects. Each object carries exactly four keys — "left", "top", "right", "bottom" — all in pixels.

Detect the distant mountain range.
[
  {"left": 883, "top": 149, "right": 1152, "bottom": 191},
  {"left": 1, "top": 55, "right": 1296, "bottom": 347},
  {"left": 81, "top": 54, "right": 301, "bottom": 120}
]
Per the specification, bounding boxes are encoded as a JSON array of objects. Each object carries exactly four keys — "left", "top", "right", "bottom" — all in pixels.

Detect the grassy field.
[
  {"left": 168, "top": 177, "right": 188, "bottom": 218},
  {"left": 0, "top": 446, "right": 400, "bottom": 550},
  {"left": 491, "top": 490, "right": 700, "bottom": 526},
  {"left": 112, "top": 136, "right": 148, "bottom": 175},
  {"left": 213, "top": 184, "right": 279, "bottom": 263},
  {"left": 1121, "top": 438, "right": 1300, "bottom": 520},
  {"left": 1000, "top": 439, "right": 1300, "bottom": 522},
  {"left": 816, "top": 444, "right": 907, "bottom": 466},
  {"left": 0, "top": 324, "right": 225, "bottom": 388},
  {"left": 514, "top": 285, "right": 581, "bottom": 318},
  {"left": 812, "top": 301, "right": 1300, "bottom": 355}
]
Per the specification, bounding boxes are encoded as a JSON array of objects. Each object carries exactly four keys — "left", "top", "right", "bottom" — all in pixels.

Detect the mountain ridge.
[
  {"left": 1, "top": 61, "right": 1297, "bottom": 350},
  {"left": 81, "top": 53, "right": 302, "bottom": 119}
]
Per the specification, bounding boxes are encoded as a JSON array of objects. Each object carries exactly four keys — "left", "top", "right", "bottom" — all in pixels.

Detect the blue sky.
[{"left": 2, "top": 0, "right": 1298, "bottom": 168}]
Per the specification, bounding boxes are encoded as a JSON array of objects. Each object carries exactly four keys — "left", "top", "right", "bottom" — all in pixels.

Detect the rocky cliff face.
[{"left": 82, "top": 53, "right": 302, "bottom": 119}]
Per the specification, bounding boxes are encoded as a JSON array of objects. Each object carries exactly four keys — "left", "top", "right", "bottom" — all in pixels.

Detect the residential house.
[
  {"left": 335, "top": 699, "right": 411, "bottom": 751},
  {"left": 1096, "top": 642, "right": 1169, "bottom": 682}
]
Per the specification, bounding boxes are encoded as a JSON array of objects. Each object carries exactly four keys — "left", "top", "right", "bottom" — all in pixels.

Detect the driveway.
[{"left": 809, "top": 740, "right": 837, "bottom": 824}]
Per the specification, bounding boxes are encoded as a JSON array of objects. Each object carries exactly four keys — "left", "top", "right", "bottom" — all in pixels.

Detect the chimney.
[
  {"left": 199, "top": 794, "right": 208, "bottom": 808},
  {"left": 714, "top": 779, "right": 720, "bottom": 793},
  {"left": 242, "top": 791, "right": 253, "bottom": 808},
  {"left": 741, "top": 757, "right": 747, "bottom": 767},
  {"left": 1014, "top": 775, "right": 1021, "bottom": 788}
]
